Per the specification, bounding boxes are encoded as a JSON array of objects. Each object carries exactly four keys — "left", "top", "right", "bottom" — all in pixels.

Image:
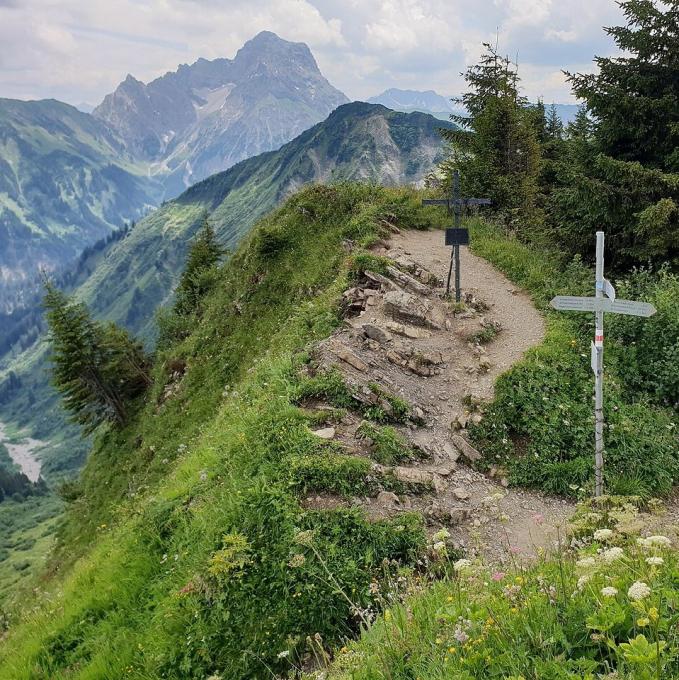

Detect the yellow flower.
[
  {"left": 637, "top": 617, "right": 650, "bottom": 627},
  {"left": 435, "top": 637, "right": 442, "bottom": 644},
  {"left": 515, "top": 576, "right": 524, "bottom": 585},
  {"left": 384, "top": 610, "right": 392, "bottom": 621},
  {"left": 510, "top": 607, "right": 519, "bottom": 614},
  {"left": 447, "top": 596, "right": 454, "bottom": 602},
  {"left": 448, "top": 647, "right": 457, "bottom": 654},
  {"left": 649, "top": 607, "right": 659, "bottom": 622}
]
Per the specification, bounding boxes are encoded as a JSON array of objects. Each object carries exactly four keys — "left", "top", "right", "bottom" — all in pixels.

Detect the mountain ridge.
[{"left": 93, "top": 31, "right": 350, "bottom": 197}]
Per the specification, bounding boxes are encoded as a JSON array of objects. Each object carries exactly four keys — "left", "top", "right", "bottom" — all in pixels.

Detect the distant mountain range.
[
  {"left": 0, "top": 32, "right": 350, "bottom": 310},
  {"left": 368, "top": 87, "right": 581, "bottom": 125},
  {"left": 93, "top": 31, "right": 349, "bottom": 198}
]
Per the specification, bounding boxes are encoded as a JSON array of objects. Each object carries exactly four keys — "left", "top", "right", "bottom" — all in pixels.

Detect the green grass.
[
  {"left": 318, "top": 508, "right": 679, "bottom": 679},
  {"left": 356, "top": 422, "right": 416, "bottom": 465},
  {"left": 467, "top": 219, "right": 679, "bottom": 498},
  {"left": 0, "top": 183, "right": 432, "bottom": 679},
  {"left": 0, "top": 495, "right": 61, "bottom": 604}
]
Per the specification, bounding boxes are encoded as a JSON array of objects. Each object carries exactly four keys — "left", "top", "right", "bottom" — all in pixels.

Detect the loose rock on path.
[{"left": 304, "top": 228, "right": 573, "bottom": 564}]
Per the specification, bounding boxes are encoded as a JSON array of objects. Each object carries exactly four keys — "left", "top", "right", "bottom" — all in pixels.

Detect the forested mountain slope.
[{"left": 0, "top": 98, "right": 161, "bottom": 309}]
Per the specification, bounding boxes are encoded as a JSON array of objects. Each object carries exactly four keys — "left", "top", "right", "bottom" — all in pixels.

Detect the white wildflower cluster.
[
  {"left": 627, "top": 581, "right": 651, "bottom": 602},
  {"left": 593, "top": 528, "right": 613, "bottom": 541},
  {"left": 600, "top": 586, "right": 618, "bottom": 598},
  {"left": 453, "top": 558, "right": 473, "bottom": 574},
  {"left": 646, "top": 556, "right": 664, "bottom": 567},
  {"left": 431, "top": 528, "right": 450, "bottom": 556},
  {"left": 576, "top": 556, "right": 598, "bottom": 572},
  {"left": 577, "top": 575, "right": 591, "bottom": 591},
  {"left": 600, "top": 547, "right": 624, "bottom": 564},
  {"left": 637, "top": 535, "right": 672, "bottom": 550}
]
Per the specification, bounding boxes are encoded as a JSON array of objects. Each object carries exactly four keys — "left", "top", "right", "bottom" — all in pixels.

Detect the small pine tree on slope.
[{"left": 43, "top": 281, "right": 150, "bottom": 434}]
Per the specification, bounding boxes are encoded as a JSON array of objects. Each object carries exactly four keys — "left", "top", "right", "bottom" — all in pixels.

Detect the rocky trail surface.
[{"left": 301, "top": 228, "right": 576, "bottom": 565}]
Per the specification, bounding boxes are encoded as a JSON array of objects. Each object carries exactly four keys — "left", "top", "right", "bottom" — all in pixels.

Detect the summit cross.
[{"left": 422, "top": 169, "right": 491, "bottom": 301}]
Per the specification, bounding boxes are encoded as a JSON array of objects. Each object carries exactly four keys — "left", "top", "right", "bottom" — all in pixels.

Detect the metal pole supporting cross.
[
  {"left": 550, "top": 231, "right": 657, "bottom": 496},
  {"left": 422, "top": 170, "right": 491, "bottom": 302}
]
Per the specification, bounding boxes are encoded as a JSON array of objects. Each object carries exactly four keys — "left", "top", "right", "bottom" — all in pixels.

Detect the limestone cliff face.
[{"left": 93, "top": 31, "right": 349, "bottom": 198}]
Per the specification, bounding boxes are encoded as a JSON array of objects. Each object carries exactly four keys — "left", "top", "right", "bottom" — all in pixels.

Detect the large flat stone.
[{"left": 383, "top": 290, "right": 445, "bottom": 329}]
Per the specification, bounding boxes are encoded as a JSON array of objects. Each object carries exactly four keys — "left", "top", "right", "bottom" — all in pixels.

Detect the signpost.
[
  {"left": 550, "top": 231, "right": 657, "bottom": 496},
  {"left": 422, "top": 170, "right": 491, "bottom": 301}
]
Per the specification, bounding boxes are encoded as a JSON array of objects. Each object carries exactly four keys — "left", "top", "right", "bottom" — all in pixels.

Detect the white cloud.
[{"left": 0, "top": 0, "right": 623, "bottom": 105}]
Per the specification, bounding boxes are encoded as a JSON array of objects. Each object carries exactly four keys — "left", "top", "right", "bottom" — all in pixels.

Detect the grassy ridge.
[{"left": 0, "top": 184, "right": 438, "bottom": 679}]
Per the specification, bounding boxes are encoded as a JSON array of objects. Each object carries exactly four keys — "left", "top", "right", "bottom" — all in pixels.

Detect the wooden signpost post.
[
  {"left": 550, "top": 231, "right": 656, "bottom": 496},
  {"left": 422, "top": 170, "right": 491, "bottom": 302}
]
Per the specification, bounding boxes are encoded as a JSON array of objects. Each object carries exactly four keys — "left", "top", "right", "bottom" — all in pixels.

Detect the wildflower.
[
  {"left": 293, "top": 530, "right": 315, "bottom": 546},
  {"left": 593, "top": 529, "right": 613, "bottom": 541},
  {"left": 288, "top": 554, "right": 306, "bottom": 568},
  {"left": 637, "top": 535, "right": 671, "bottom": 550},
  {"left": 432, "top": 541, "right": 446, "bottom": 553},
  {"left": 515, "top": 576, "right": 524, "bottom": 585},
  {"left": 646, "top": 556, "right": 664, "bottom": 567},
  {"left": 491, "top": 571, "right": 505, "bottom": 582},
  {"left": 199, "top": 469, "right": 208, "bottom": 482},
  {"left": 277, "top": 651, "right": 290, "bottom": 659},
  {"left": 628, "top": 581, "right": 651, "bottom": 601},
  {"left": 577, "top": 574, "right": 591, "bottom": 590},
  {"left": 601, "top": 547, "right": 624, "bottom": 563},
  {"left": 649, "top": 607, "right": 659, "bottom": 622},
  {"left": 600, "top": 586, "right": 618, "bottom": 598},
  {"left": 453, "top": 558, "right": 473, "bottom": 574},
  {"left": 576, "top": 556, "right": 598, "bottom": 572},
  {"left": 637, "top": 618, "right": 650, "bottom": 627},
  {"left": 454, "top": 627, "right": 469, "bottom": 643},
  {"left": 433, "top": 528, "right": 450, "bottom": 542},
  {"left": 646, "top": 535, "right": 672, "bottom": 548}
]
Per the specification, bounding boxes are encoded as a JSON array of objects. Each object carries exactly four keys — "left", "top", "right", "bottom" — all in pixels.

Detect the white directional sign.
[
  {"left": 550, "top": 231, "right": 656, "bottom": 498},
  {"left": 550, "top": 296, "right": 656, "bottom": 317},
  {"left": 551, "top": 296, "right": 598, "bottom": 312},
  {"left": 608, "top": 299, "right": 656, "bottom": 317}
]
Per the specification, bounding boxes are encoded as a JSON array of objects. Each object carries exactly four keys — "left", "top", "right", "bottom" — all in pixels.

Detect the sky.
[{"left": 0, "top": 0, "right": 625, "bottom": 108}]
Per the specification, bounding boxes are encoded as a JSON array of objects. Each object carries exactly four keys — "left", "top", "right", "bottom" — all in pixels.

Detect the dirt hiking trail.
[{"left": 302, "top": 227, "right": 576, "bottom": 565}]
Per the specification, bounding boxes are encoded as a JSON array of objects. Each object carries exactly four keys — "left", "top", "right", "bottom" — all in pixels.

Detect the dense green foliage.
[
  {"left": 0, "top": 184, "right": 438, "bottom": 679},
  {"left": 320, "top": 501, "right": 679, "bottom": 679},
  {"left": 607, "top": 268, "right": 679, "bottom": 407},
  {"left": 549, "top": 0, "right": 679, "bottom": 267}
]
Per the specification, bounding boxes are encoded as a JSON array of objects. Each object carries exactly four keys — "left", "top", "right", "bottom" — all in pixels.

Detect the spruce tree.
[
  {"left": 173, "top": 215, "right": 224, "bottom": 316},
  {"left": 441, "top": 43, "right": 542, "bottom": 227},
  {"left": 551, "top": 0, "right": 679, "bottom": 266},
  {"left": 43, "top": 281, "right": 150, "bottom": 433}
]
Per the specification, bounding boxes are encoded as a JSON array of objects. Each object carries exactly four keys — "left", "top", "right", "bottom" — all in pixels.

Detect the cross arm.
[
  {"left": 421, "top": 199, "right": 451, "bottom": 206},
  {"left": 455, "top": 198, "right": 492, "bottom": 206}
]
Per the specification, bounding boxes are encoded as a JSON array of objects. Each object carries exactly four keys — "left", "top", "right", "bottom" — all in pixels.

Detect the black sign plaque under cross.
[{"left": 422, "top": 170, "right": 491, "bottom": 301}]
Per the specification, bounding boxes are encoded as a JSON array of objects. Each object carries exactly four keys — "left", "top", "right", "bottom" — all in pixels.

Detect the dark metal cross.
[{"left": 422, "top": 170, "right": 491, "bottom": 301}]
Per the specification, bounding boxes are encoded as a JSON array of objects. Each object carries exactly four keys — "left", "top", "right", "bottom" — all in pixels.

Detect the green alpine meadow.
[{"left": 0, "top": 2, "right": 678, "bottom": 678}]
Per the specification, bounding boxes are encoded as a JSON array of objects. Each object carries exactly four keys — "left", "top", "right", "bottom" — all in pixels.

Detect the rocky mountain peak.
[{"left": 92, "top": 31, "right": 348, "bottom": 197}]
